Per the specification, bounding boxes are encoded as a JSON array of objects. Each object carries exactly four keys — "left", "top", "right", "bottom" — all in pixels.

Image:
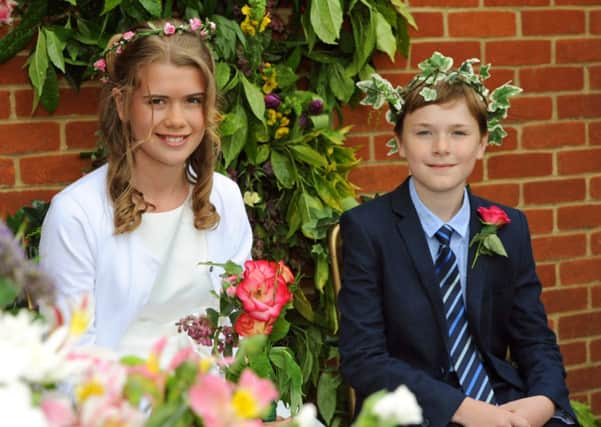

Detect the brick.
[
  {"left": 558, "top": 340, "right": 588, "bottom": 365},
  {"left": 350, "top": 164, "right": 409, "bottom": 194},
  {"left": 557, "top": 0, "right": 601, "bottom": 4},
  {"left": 0, "top": 190, "right": 57, "bottom": 218},
  {"left": 591, "top": 121, "right": 601, "bottom": 145},
  {"left": 374, "top": 134, "right": 398, "bottom": 161},
  {"left": 519, "top": 67, "right": 583, "bottom": 92},
  {"left": 559, "top": 311, "right": 601, "bottom": 339},
  {"left": 469, "top": 183, "right": 519, "bottom": 206},
  {"left": 65, "top": 121, "right": 99, "bottom": 150},
  {"left": 558, "top": 148, "right": 601, "bottom": 175},
  {"left": 507, "top": 96, "right": 553, "bottom": 122},
  {"left": 0, "top": 91, "right": 9, "bottom": 119},
  {"left": 557, "top": 39, "right": 601, "bottom": 63},
  {"left": 522, "top": 122, "right": 585, "bottom": 149},
  {"left": 558, "top": 204, "right": 601, "bottom": 230},
  {"left": 0, "top": 55, "right": 30, "bottom": 85},
  {"left": 488, "top": 153, "right": 552, "bottom": 179},
  {"left": 542, "top": 287, "right": 588, "bottom": 314},
  {"left": 15, "top": 86, "right": 100, "bottom": 118},
  {"left": 594, "top": 286, "right": 601, "bottom": 308},
  {"left": 558, "top": 94, "right": 601, "bottom": 119},
  {"left": 379, "top": 72, "right": 415, "bottom": 88},
  {"left": 592, "top": 231, "right": 601, "bottom": 254},
  {"left": 537, "top": 263, "right": 556, "bottom": 287},
  {"left": 410, "top": 42, "right": 481, "bottom": 68},
  {"left": 371, "top": 51, "right": 408, "bottom": 72},
  {"left": 592, "top": 391, "right": 601, "bottom": 418},
  {"left": 486, "top": 40, "right": 551, "bottom": 66},
  {"left": 591, "top": 338, "right": 601, "bottom": 362},
  {"left": 406, "top": 0, "right": 477, "bottom": 6},
  {"left": 566, "top": 365, "right": 601, "bottom": 392},
  {"left": 409, "top": 12, "right": 444, "bottom": 39},
  {"left": 592, "top": 10, "right": 601, "bottom": 34},
  {"left": 0, "top": 159, "right": 15, "bottom": 186},
  {"left": 522, "top": 10, "right": 585, "bottom": 35},
  {"left": 524, "top": 208, "right": 554, "bottom": 234},
  {"left": 590, "top": 65, "right": 601, "bottom": 90},
  {"left": 345, "top": 135, "right": 370, "bottom": 162},
  {"left": 19, "top": 154, "right": 88, "bottom": 186},
  {"left": 485, "top": 0, "right": 548, "bottom": 4},
  {"left": 560, "top": 258, "right": 601, "bottom": 286},
  {"left": 524, "top": 179, "right": 586, "bottom": 205},
  {"left": 449, "top": 11, "right": 516, "bottom": 37},
  {"left": 532, "top": 234, "right": 586, "bottom": 262},
  {"left": 0, "top": 123, "right": 60, "bottom": 154},
  {"left": 486, "top": 127, "right": 517, "bottom": 152},
  {"left": 484, "top": 69, "right": 516, "bottom": 95},
  {"left": 341, "top": 104, "right": 388, "bottom": 133}
]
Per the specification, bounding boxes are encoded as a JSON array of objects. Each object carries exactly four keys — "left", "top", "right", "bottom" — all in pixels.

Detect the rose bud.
[
  {"left": 308, "top": 99, "right": 323, "bottom": 115},
  {"left": 264, "top": 93, "right": 281, "bottom": 109}
]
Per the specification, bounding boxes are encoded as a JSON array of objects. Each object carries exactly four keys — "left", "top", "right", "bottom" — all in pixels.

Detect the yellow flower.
[
  {"left": 280, "top": 116, "right": 290, "bottom": 127},
  {"left": 262, "top": 78, "right": 277, "bottom": 94},
  {"left": 275, "top": 127, "right": 290, "bottom": 139},
  {"left": 243, "top": 191, "right": 262, "bottom": 207},
  {"left": 146, "top": 352, "right": 161, "bottom": 375},
  {"left": 68, "top": 295, "right": 92, "bottom": 337},
  {"left": 76, "top": 379, "right": 105, "bottom": 403},
  {"left": 232, "top": 389, "right": 260, "bottom": 419},
  {"left": 241, "top": 4, "right": 251, "bottom": 16},
  {"left": 241, "top": 16, "right": 256, "bottom": 36},
  {"left": 259, "top": 14, "right": 271, "bottom": 32},
  {"left": 266, "top": 109, "right": 278, "bottom": 126},
  {"left": 198, "top": 357, "right": 214, "bottom": 374}
]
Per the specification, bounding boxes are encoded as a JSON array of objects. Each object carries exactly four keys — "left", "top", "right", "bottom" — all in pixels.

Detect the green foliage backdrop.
[{"left": 1, "top": 0, "right": 414, "bottom": 424}]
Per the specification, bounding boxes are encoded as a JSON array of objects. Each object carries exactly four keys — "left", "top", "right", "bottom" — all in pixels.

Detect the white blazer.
[{"left": 39, "top": 164, "right": 252, "bottom": 350}]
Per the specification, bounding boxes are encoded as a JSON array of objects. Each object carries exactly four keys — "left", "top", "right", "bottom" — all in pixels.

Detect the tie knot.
[{"left": 435, "top": 225, "right": 453, "bottom": 246}]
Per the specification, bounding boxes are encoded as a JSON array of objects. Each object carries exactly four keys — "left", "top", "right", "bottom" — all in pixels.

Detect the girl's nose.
[{"left": 164, "top": 103, "right": 186, "bottom": 128}]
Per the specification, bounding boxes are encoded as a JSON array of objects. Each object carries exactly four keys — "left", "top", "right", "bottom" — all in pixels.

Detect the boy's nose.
[{"left": 432, "top": 134, "right": 450, "bottom": 154}]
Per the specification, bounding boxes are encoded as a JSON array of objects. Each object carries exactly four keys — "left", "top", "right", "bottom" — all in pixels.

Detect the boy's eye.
[
  {"left": 416, "top": 130, "right": 431, "bottom": 136},
  {"left": 453, "top": 130, "right": 468, "bottom": 136}
]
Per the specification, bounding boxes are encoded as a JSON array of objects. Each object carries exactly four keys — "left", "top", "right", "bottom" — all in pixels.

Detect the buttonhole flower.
[{"left": 469, "top": 205, "right": 511, "bottom": 268}]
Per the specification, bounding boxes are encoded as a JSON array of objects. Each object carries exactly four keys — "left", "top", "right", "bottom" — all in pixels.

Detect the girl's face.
[
  {"left": 118, "top": 61, "right": 207, "bottom": 173},
  {"left": 398, "top": 97, "right": 487, "bottom": 206}
]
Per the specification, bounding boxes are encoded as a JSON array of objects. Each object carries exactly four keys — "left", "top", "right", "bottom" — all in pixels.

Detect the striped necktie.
[{"left": 435, "top": 224, "right": 496, "bottom": 403}]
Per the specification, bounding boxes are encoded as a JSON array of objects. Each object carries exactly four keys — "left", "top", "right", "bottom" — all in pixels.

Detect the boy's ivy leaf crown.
[
  {"left": 92, "top": 18, "right": 217, "bottom": 82},
  {"left": 356, "top": 51, "right": 523, "bottom": 156}
]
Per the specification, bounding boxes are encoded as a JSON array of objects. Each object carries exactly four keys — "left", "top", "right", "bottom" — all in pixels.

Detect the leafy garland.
[{"left": 0, "top": 0, "right": 415, "bottom": 424}]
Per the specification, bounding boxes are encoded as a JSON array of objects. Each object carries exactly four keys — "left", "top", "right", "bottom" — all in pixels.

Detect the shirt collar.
[{"left": 408, "top": 177, "right": 470, "bottom": 239}]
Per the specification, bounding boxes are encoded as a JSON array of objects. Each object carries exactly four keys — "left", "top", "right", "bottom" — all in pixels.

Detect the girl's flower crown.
[
  {"left": 92, "top": 18, "right": 217, "bottom": 82},
  {"left": 356, "top": 51, "right": 523, "bottom": 155}
]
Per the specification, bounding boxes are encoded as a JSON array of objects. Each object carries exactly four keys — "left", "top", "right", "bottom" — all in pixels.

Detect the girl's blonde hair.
[{"left": 99, "top": 20, "right": 220, "bottom": 234}]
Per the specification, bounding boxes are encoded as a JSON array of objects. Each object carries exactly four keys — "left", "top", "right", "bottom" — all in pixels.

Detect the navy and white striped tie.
[{"left": 435, "top": 224, "right": 496, "bottom": 403}]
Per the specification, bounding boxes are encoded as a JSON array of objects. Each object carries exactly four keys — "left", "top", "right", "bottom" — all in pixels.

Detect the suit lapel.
[
  {"left": 466, "top": 194, "right": 486, "bottom": 337},
  {"left": 391, "top": 180, "right": 450, "bottom": 350}
]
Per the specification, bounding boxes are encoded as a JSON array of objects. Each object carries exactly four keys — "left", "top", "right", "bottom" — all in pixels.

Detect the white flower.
[
  {"left": 294, "top": 403, "right": 322, "bottom": 427},
  {"left": 0, "top": 382, "right": 48, "bottom": 427},
  {"left": 243, "top": 191, "right": 261, "bottom": 207},
  {"left": 373, "top": 385, "right": 422, "bottom": 425}
]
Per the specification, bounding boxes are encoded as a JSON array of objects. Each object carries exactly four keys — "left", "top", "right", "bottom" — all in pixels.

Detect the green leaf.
[
  {"left": 292, "top": 287, "right": 314, "bottom": 322},
  {"left": 101, "top": 0, "right": 121, "bottom": 15},
  {"left": 274, "top": 64, "right": 298, "bottom": 90},
  {"left": 29, "top": 30, "right": 49, "bottom": 98},
  {"left": 375, "top": 11, "right": 396, "bottom": 62},
  {"left": 40, "top": 66, "right": 60, "bottom": 113},
  {"left": 139, "top": 0, "right": 161, "bottom": 17},
  {"left": 347, "top": 5, "right": 377, "bottom": 77},
  {"left": 317, "top": 372, "right": 341, "bottom": 425},
  {"left": 256, "top": 144, "right": 270, "bottom": 164},
  {"left": 64, "top": 0, "right": 76, "bottom": 4},
  {"left": 240, "top": 74, "right": 266, "bottom": 122},
  {"left": 212, "top": 15, "right": 246, "bottom": 61},
  {"left": 286, "top": 190, "right": 302, "bottom": 238},
  {"left": 0, "top": 0, "right": 48, "bottom": 63},
  {"left": 310, "top": 0, "right": 343, "bottom": 45},
  {"left": 269, "top": 316, "right": 290, "bottom": 343},
  {"left": 271, "top": 150, "right": 295, "bottom": 189},
  {"left": 0, "top": 277, "right": 18, "bottom": 308},
  {"left": 313, "top": 174, "right": 342, "bottom": 210},
  {"left": 314, "top": 251, "right": 329, "bottom": 292},
  {"left": 390, "top": 0, "right": 418, "bottom": 29},
  {"left": 483, "top": 234, "right": 508, "bottom": 257},
  {"left": 219, "top": 111, "right": 243, "bottom": 137},
  {"left": 269, "top": 347, "right": 303, "bottom": 414},
  {"left": 215, "top": 62, "right": 231, "bottom": 91},
  {"left": 221, "top": 104, "right": 248, "bottom": 168},
  {"left": 289, "top": 144, "right": 328, "bottom": 168},
  {"left": 43, "top": 29, "right": 66, "bottom": 73},
  {"left": 329, "top": 63, "right": 355, "bottom": 104}
]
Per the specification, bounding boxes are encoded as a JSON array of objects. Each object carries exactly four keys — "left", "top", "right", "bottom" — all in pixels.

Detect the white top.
[
  {"left": 39, "top": 164, "right": 252, "bottom": 351},
  {"left": 118, "top": 194, "right": 216, "bottom": 359}
]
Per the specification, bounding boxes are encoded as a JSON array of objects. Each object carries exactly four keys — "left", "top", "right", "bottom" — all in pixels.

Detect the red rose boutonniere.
[{"left": 469, "top": 205, "right": 511, "bottom": 268}]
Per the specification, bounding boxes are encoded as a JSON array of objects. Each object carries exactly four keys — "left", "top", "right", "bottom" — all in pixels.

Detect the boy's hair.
[
  {"left": 393, "top": 80, "right": 488, "bottom": 137},
  {"left": 98, "top": 20, "right": 220, "bottom": 234}
]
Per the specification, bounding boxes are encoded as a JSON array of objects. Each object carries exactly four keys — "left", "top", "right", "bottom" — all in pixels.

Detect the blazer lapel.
[
  {"left": 391, "top": 180, "right": 450, "bottom": 350},
  {"left": 466, "top": 195, "right": 486, "bottom": 337}
]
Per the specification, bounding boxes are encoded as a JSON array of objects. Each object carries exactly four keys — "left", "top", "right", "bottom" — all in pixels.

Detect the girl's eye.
[
  {"left": 148, "top": 98, "right": 166, "bottom": 105},
  {"left": 188, "top": 96, "right": 204, "bottom": 105}
]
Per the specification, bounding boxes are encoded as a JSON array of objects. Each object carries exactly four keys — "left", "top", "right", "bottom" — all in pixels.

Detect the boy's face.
[{"left": 398, "top": 98, "right": 487, "bottom": 204}]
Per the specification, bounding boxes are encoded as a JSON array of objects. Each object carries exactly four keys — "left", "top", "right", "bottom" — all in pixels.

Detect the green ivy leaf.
[
  {"left": 289, "top": 144, "right": 328, "bottom": 168},
  {"left": 310, "top": 0, "right": 343, "bottom": 45},
  {"left": 102, "top": 0, "right": 122, "bottom": 15},
  {"left": 29, "top": 30, "right": 49, "bottom": 98},
  {"left": 40, "top": 65, "right": 60, "bottom": 113},
  {"left": 317, "top": 372, "right": 341, "bottom": 425},
  {"left": 375, "top": 11, "right": 396, "bottom": 62},
  {"left": 271, "top": 149, "right": 295, "bottom": 189},
  {"left": 138, "top": 0, "right": 162, "bottom": 17},
  {"left": 240, "top": 74, "right": 265, "bottom": 122}
]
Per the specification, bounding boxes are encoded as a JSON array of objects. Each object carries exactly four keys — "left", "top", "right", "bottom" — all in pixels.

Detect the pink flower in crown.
[
  {"left": 115, "top": 45, "right": 123, "bottom": 55},
  {"left": 209, "top": 21, "right": 216, "bottom": 32},
  {"left": 0, "top": 0, "right": 17, "bottom": 25},
  {"left": 93, "top": 58, "right": 106, "bottom": 72},
  {"left": 200, "top": 29, "right": 209, "bottom": 39},
  {"left": 189, "top": 17, "right": 202, "bottom": 31},
  {"left": 163, "top": 22, "right": 176, "bottom": 35},
  {"left": 122, "top": 30, "right": 135, "bottom": 41}
]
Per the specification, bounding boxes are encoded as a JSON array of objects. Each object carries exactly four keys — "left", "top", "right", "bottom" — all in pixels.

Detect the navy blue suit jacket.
[{"left": 338, "top": 179, "right": 574, "bottom": 427}]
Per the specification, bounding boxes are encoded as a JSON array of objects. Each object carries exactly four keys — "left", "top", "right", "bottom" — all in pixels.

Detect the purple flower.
[
  {"left": 299, "top": 113, "right": 309, "bottom": 129},
  {"left": 264, "top": 93, "right": 281, "bottom": 109},
  {"left": 163, "top": 22, "right": 176, "bottom": 35},
  {"left": 308, "top": 99, "right": 323, "bottom": 115}
]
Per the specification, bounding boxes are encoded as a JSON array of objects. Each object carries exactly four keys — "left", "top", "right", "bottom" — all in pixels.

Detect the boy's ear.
[
  {"left": 476, "top": 133, "right": 488, "bottom": 160},
  {"left": 112, "top": 88, "right": 126, "bottom": 122},
  {"left": 395, "top": 134, "right": 406, "bottom": 159}
]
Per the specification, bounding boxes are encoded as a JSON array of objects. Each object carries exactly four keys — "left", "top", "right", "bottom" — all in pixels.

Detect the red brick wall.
[
  {"left": 343, "top": 2, "right": 601, "bottom": 416},
  {"left": 0, "top": 2, "right": 600, "bottom": 416}
]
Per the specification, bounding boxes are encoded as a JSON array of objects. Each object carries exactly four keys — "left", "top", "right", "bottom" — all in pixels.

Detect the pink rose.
[
  {"left": 235, "top": 260, "right": 293, "bottom": 322},
  {"left": 0, "top": 0, "right": 16, "bottom": 25},
  {"left": 122, "top": 30, "right": 135, "bottom": 41},
  {"left": 189, "top": 17, "right": 202, "bottom": 31},
  {"left": 163, "top": 22, "right": 176, "bottom": 35},
  {"left": 234, "top": 312, "right": 274, "bottom": 336},
  {"left": 93, "top": 58, "right": 106, "bottom": 72},
  {"left": 477, "top": 205, "right": 511, "bottom": 227},
  {"left": 226, "top": 285, "right": 237, "bottom": 297}
]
